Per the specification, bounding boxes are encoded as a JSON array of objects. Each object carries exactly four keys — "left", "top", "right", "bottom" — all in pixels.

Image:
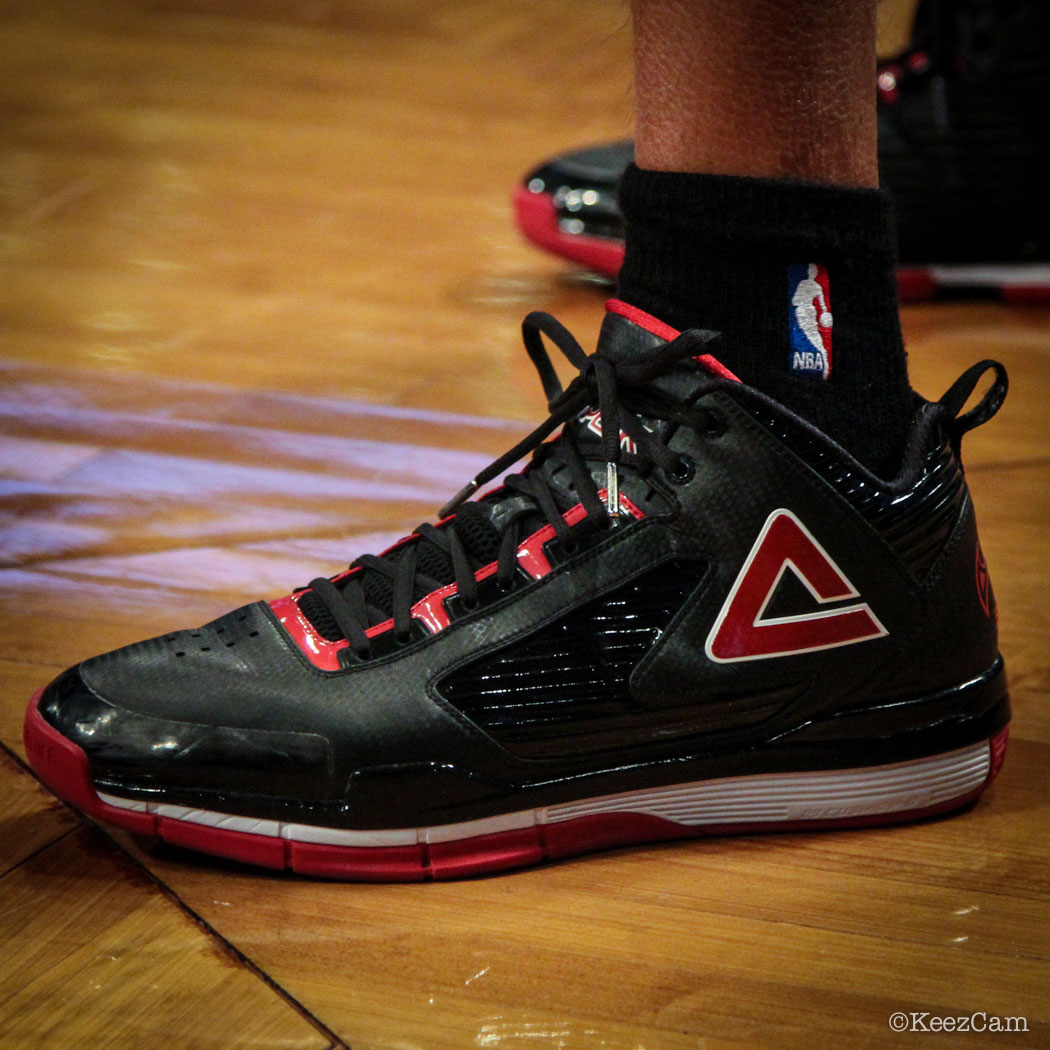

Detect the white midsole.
[
  {"left": 920, "top": 263, "right": 1050, "bottom": 288},
  {"left": 97, "top": 739, "right": 990, "bottom": 848}
]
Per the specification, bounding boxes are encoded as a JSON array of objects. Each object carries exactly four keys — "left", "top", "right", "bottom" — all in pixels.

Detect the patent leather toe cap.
[{"left": 38, "top": 664, "right": 332, "bottom": 799}]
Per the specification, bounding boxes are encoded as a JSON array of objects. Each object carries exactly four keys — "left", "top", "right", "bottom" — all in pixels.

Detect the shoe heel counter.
[{"left": 920, "top": 487, "right": 1001, "bottom": 679}]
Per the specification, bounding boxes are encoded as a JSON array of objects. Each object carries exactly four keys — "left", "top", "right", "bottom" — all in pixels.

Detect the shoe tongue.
[
  {"left": 362, "top": 503, "right": 501, "bottom": 610},
  {"left": 561, "top": 300, "right": 723, "bottom": 464},
  {"left": 594, "top": 302, "right": 676, "bottom": 362},
  {"left": 449, "top": 501, "right": 503, "bottom": 562},
  {"left": 299, "top": 304, "right": 727, "bottom": 641},
  {"left": 595, "top": 299, "right": 731, "bottom": 390},
  {"left": 299, "top": 503, "right": 505, "bottom": 640}
]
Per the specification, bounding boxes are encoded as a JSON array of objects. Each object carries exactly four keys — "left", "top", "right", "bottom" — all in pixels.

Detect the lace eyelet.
[
  {"left": 560, "top": 538, "right": 578, "bottom": 556},
  {"left": 704, "top": 413, "right": 726, "bottom": 439},
  {"left": 395, "top": 631, "right": 412, "bottom": 647},
  {"left": 668, "top": 455, "right": 696, "bottom": 485},
  {"left": 461, "top": 598, "right": 479, "bottom": 612}
]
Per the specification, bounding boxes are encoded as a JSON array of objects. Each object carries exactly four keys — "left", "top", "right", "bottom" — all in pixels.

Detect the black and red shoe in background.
[
  {"left": 25, "top": 301, "right": 1009, "bottom": 880},
  {"left": 515, "top": 0, "right": 1050, "bottom": 302}
]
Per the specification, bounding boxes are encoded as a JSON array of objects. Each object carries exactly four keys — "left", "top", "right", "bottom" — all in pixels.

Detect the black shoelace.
[{"left": 307, "top": 312, "right": 721, "bottom": 659}]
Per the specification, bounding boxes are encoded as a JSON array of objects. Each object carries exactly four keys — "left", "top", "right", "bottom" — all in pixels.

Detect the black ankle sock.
[{"left": 617, "top": 166, "right": 912, "bottom": 476}]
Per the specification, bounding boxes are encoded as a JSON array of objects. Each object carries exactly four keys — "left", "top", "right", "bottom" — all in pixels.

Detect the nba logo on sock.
[{"left": 788, "top": 262, "right": 832, "bottom": 379}]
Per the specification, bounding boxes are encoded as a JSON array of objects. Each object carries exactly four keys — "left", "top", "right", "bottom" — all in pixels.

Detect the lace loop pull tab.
[{"left": 938, "top": 359, "right": 1009, "bottom": 447}]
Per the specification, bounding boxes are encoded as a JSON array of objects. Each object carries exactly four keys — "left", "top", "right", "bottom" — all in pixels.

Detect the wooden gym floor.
[{"left": 1, "top": 2, "right": 1048, "bottom": 1047}]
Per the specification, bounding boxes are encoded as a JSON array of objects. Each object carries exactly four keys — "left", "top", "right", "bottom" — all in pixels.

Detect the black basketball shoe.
[
  {"left": 25, "top": 301, "right": 1010, "bottom": 881},
  {"left": 515, "top": 0, "right": 1050, "bottom": 302}
]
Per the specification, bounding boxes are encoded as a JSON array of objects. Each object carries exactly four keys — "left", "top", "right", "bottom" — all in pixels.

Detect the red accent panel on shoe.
[
  {"left": 270, "top": 593, "right": 348, "bottom": 672},
  {"left": 513, "top": 185, "right": 625, "bottom": 278},
  {"left": 514, "top": 491, "right": 644, "bottom": 581},
  {"left": 514, "top": 529, "right": 554, "bottom": 580},
  {"left": 271, "top": 494, "right": 648, "bottom": 666},
  {"left": 409, "top": 582, "right": 456, "bottom": 634},
  {"left": 706, "top": 509, "right": 887, "bottom": 663},
  {"left": 410, "top": 562, "right": 497, "bottom": 634}
]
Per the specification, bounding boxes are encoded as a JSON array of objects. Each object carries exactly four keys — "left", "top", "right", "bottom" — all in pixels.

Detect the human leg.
[{"left": 619, "top": 0, "right": 911, "bottom": 475}]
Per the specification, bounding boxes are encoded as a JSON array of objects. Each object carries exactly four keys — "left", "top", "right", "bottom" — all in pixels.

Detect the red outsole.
[
  {"left": 514, "top": 187, "right": 1050, "bottom": 305},
  {"left": 23, "top": 690, "right": 1009, "bottom": 881},
  {"left": 1000, "top": 285, "right": 1050, "bottom": 305},
  {"left": 897, "top": 268, "right": 1050, "bottom": 303},
  {"left": 896, "top": 268, "right": 939, "bottom": 302}
]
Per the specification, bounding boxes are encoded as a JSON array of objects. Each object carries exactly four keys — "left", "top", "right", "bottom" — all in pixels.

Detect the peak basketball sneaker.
[
  {"left": 515, "top": 0, "right": 1050, "bottom": 301},
  {"left": 25, "top": 301, "right": 1010, "bottom": 880}
]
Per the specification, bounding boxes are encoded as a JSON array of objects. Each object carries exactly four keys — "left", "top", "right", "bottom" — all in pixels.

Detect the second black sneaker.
[
  {"left": 26, "top": 301, "right": 1010, "bottom": 880},
  {"left": 515, "top": 0, "right": 1050, "bottom": 301}
]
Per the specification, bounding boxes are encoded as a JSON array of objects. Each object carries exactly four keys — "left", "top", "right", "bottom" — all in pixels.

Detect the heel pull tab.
[{"left": 939, "top": 360, "right": 1008, "bottom": 447}]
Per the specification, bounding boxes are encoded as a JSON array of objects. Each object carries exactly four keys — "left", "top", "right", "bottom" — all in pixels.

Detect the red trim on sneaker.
[
  {"left": 705, "top": 509, "right": 888, "bottom": 663},
  {"left": 691, "top": 355, "right": 740, "bottom": 383},
  {"left": 270, "top": 491, "right": 647, "bottom": 669},
  {"left": 270, "top": 593, "right": 346, "bottom": 672},
  {"left": 1002, "top": 284, "right": 1050, "bottom": 305},
  {"left": 515, "top": 490, "right": 645, "bottom": 580},
  {"left": 605, "top": 298, "right": 681, "bottom": 341},
  {"left": 516, "top": 186, "right": 1050, "bottom": 307},
  {"left": 513, "top": 185, "right": 625, "bottom": 278},
  {"left": 989, "top": 725, "right": 1009, "bottom": 781},
  {"left": 897, "top": 266, "right": 1050, "bottom": 304},
  {"left": 23, "top": 691, "right": 1010, "bottom": 882},
  {"left": 605, "top": 299, "right": 741, "bottom": 382},
  {"left": 897, "top": 268, "right": 939, "bottom": 301}
]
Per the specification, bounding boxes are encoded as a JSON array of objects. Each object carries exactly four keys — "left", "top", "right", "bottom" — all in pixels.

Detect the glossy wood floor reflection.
[{"left": 2, "top": 2, "right": 1049, "bottom": 1048}]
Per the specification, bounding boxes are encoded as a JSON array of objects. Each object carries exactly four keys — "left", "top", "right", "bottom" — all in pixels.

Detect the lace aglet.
[
  {"left": 439, "top": 480, "right": 478, "bottom": 520},
  {"left": 605, "top": 462, "right": 620, "bottom": 523}
]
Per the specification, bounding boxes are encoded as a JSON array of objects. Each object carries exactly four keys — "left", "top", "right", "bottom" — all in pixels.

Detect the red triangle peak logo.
[{"left": 705, "top": 509, "right": 888, "bottom": 663}]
